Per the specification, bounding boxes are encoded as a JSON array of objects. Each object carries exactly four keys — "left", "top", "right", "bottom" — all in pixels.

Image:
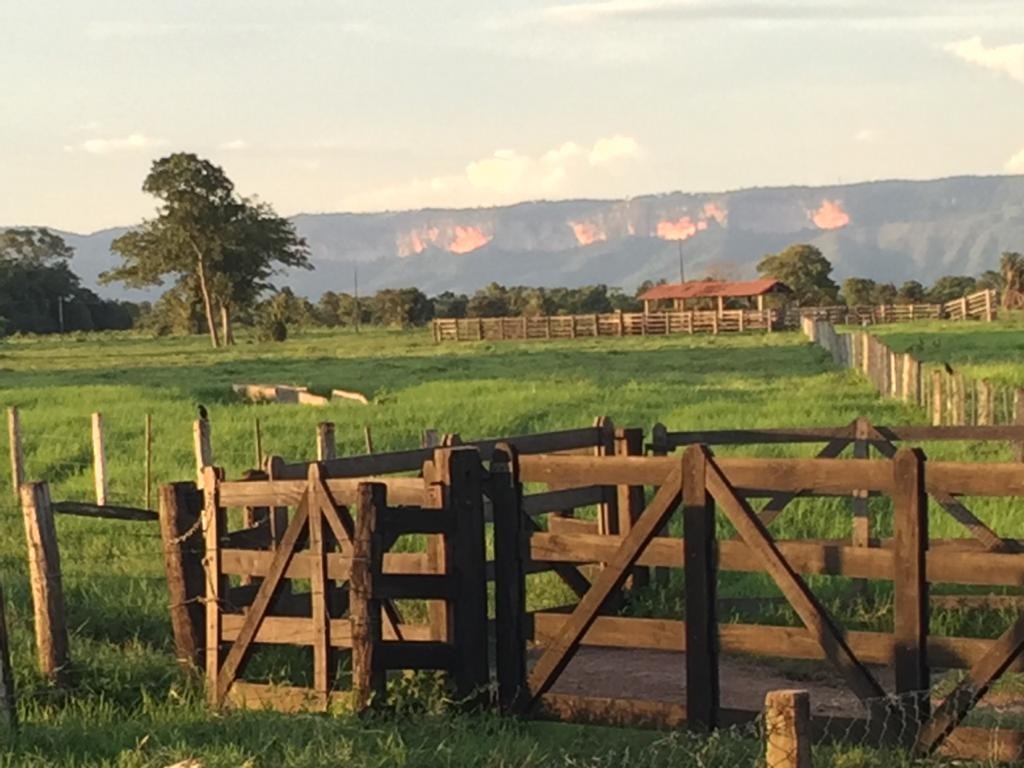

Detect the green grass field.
[{"left": 0, "top": 326, "right": 1015, "bottom": 766}]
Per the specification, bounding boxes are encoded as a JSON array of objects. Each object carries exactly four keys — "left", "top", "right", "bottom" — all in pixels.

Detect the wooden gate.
[{"left": 202, "top": 447, "right": 488, "bottom": 711}]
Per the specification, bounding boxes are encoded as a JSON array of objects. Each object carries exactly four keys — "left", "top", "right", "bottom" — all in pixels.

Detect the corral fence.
[
  {"left": 804, "top": 315, "right": 1024, "bottom": 432},
  {"left": 431, "top": 289, "right": 997, "bottom": 343}
]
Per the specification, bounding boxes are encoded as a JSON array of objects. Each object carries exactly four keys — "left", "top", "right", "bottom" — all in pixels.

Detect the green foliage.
[
  {"left": 927, "top": 275, "right": 977, "bottom": 304},
  {"left": 102, "top": 152, "right": 310, "bottom": 347},
  {"left": 370, "top": 287, "right": 432, "bottom": 327},
  {"left": 841, "top": 278, "right": 897, "bottom": 306},
  {"left": 757, "top": 244, "right": 840, "bottom": 306},
  {"left": 896, "top": 280, "right": 926, "bottom": 303}
]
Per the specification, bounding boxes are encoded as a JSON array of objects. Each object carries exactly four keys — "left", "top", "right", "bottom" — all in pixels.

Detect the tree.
[
  {"left": 841, "top": 277, "right": 877, "bottom": 306},
  {"left": 756, "top": 244, "right": 839, "bottom": 306},
  {"left": 431, "top": 291, "right": 469, "bottom": 319},
  {"left": 1000, "top": 252, "right": 1024, "bottom": 309},
  {"left": 896, "top": 280, "right": 926, "bottom": 303},
  {"left": 467, "top": 283, "right": 511, "bottom": 317},
  {"left": 927, "top": 275, "right": 976, "bottom": 304},
  {"left": 102, "top": 153, "right": 310, "bottom": 347},
  {"left": 370, "top": 288, "right": 432, "bottom": 327}
]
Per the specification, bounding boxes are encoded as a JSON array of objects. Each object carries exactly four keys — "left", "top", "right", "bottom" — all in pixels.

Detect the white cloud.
[
  {"left": 219, "top": 139, "right": 249, "bottom": 151},
  {"left": 853, "top": 128, "right": 880, "bottom": 143},
  {"left": 944, "top": 36, "right": 1024, "bottom": 83},
  {"left": 589, "top": 134, "right": 641, "bottom": 165},
  {"left": 343, "top": 134, "right": 643, "bottom": 211},
  {"left": 68, "top": 133, "right": 167, "bottom": 155},
  {"left": 1007, "top": 147, "right": 1024, "bottom": 173}
]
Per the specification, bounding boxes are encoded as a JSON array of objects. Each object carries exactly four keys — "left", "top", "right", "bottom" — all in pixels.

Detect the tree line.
[{"left": 3, "top": 153, "right": 1022, "bottom": 341}]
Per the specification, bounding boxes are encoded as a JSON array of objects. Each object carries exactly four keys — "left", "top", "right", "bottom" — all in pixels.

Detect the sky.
[{"left": 3, "top": 0, "right": 1024, "bottom": 234}]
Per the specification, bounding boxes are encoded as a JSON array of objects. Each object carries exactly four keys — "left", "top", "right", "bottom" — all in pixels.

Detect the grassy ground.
[{"left": 0, "top": 327, "right": 1014, "bottom": 765}]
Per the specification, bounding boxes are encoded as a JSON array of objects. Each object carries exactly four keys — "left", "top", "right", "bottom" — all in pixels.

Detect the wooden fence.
[
  {"left": 786, "top": 289, "right": 996, "bottom": 326},
  {"left": 804, "top": 317, "right": 1024, "bottom": 433},
  {"left": 432, "top": 309, "right": 776, "bottom": 342}
]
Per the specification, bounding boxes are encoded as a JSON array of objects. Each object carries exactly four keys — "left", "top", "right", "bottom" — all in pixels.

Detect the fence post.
[
  {"left": 193, "top": 417, "right": 212, "bottom": 488},
  {"left": 682, "top": 445, "right": 718, "bottom": 731},
  {"left": 363, "top": 425, "right": 374, "bottom": 454},
  {"left": 491, "top": 444, "right": 527, "bottom": 712},
  {"left": 202, "top": 465, "right": 225, "bottom": 706},
  {"left": 316, "top": 421, "right": 336, "bottom": 461},
  {"left": 0, "top": 586, "right": 15, "bottom": 731},
  {"left": 144, "top": 414, "right": 153, "bottom": 510},
  {"left": 931, "top": 371, "right": 943, "bottom": 426},
  {"left": 7, "top": 407, "right": 24, "bottom": 501},
  {"left": 892, "top": 448, "right": 929, "bottom": 745},
  {"left": 852, "top": 418, "right": 871, "bottom": 583},
  {"left": 443, "top": 447, "right": 489, "bottom": 703},
  {"left": 953, "top": 373, "right": 966, "bottom": 426},
  {"left": 91, "top": 412, "right": 108, "bottom": 506},
  {"left": 978, "top": 380, "right": 993, "bottom": 426},
  {"left": 253, "top": 417, "right": 263, "bottom": 468},
  {"left": 1015, "top": 390, "right": 1024, "bottom": 462},
  {"left": 615, "top": 427, "right": 647, "bottom": 588},
  {"left": 158, "top": 481, "right": 205, "bottom": 670},
  {"left": 594, "top": 417, "right": 618, "bottom": 540},
  {"left": 19, "top": 481, "right": 71, "bottom": 685},
  {"left": 764, "top": 690, "right": 811, "bottom": 768},
  {"left": 351, "top": 482, "right": 385, "bottom": 712}
]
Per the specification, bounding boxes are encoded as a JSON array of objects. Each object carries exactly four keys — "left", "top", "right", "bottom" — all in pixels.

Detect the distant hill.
[{"left": 38, "top": 175, "right": 1024, "bottom": 300}]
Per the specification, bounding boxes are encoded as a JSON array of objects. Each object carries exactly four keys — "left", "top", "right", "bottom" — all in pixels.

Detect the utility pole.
[
  {"left": 678, "top": 241, "right": 685, "bottom": 284},
  {"left": 353, "top": 266, "right": 360, "bottom": 334},
  {"left": 58, "top": 296, "right": 65, "bottom": 334}
]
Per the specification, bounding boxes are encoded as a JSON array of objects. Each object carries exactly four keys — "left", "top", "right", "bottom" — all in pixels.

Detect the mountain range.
[{"left": 45, "top": 174, "right": 1024, "bottom": 302}]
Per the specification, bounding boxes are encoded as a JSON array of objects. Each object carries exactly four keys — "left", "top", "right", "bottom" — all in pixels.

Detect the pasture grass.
[{"left": 0, "top": 326, "right": 1016, "bottom": 765}]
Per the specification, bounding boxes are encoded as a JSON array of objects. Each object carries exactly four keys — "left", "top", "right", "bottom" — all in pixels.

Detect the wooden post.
[
  {"left": 953, "top": 373, "right": 966, "bottom": 426},
  {"left": 932, "top": 371, "right": 943, "bottom": 426},
  {"left": 203, "top": 465, "right": 225, "bottom": 706},
  {"left": 263, "top": 455, "right": 290, "bottom": 544},
  {"left": 0, "top": 586, "right": 15, "bottom": 731},
  {"left": 441, "top": 447, "right": 489, "bottom": 702},
  {"left": 351, "top": 482, "right": 385, "bottom": 712},
  {"left": 19, "top": 482, "right": 70, "bottom": 685},
  {"left": 1015, "top": 389, "right": 1024, "bottom": 462},
  {"left": 363, "top": 425, "right": 374, "bottom": 454},
  {"left": 316, "top": 422, "right": 336, "bottom": 461},
  {"left": 984, "top": 288, "right": 994, "bottom": 322},
  {"left": 615, "top": 427, "right": 647, "bottom": 589},
  {"left": 593, "top": 417, "right": 618, "bottom": 540},
  {"left": 91, "top": 412, "right": 108, "bottom": 506},
  {"left": 852, "top": 418, "right": 870, "bottom": 594},
  {"left": 892, "top": 448, "right": 929, "bottom": 743},
  {"left": 491, "top": 444, "right": 526, "bottom": 712},
  {"left": 764, "top": 690, "right": 811, "bottom": 768},
  {"left": 193, "top": 418, "right": 212, "bottom": 488},
  {"left": 978, "top": 380, "right": 994, "bottom": 426},
  {"left": 682, "top": 445, "right": 718, "bottom": 731},
  {"left": 253, "top": 417, "right": 263, "bottom": 468},
  {"left": 144, "top": 414, "right": 153, "bottom": 510},
  {"left": 7, "top": 407, "right": 24, "bottom": 501},
  {"left": 158, "top": 482, "right": 205, "bottom": 670}
]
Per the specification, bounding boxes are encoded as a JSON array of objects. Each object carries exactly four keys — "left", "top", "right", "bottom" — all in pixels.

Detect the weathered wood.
[
  {"left": 144, "top": 413, "right": 153, "bottom": 510},
  {"left": 593, "top": 417, "right": 617, "bottom": 539},
  {"left": 522, "top": 486, "right": 607, "bottom": 517},
  {"left": 6, "top": 407, "right": 23, "bottom": 501},
  {"left": 91, "top": 412, "right": 107, "bottom": 506},
  {"left": 218, "top": 476, "right": 443, "bottom": 510},
  {"left": 51, "top": 501, "right": 157, "bottom": 521},
  {"left": 440, "top": 447, "right": 489, "bottom": 702},
  {"left": 0, "top": 586, "right": 16, "bottom": 730},
  {"left": 307, "top": 465, "right": 330, "bottom": 695},
  {"left": 363, "top": 424, "right": 374, "bottom": 454},
  {"left": 316, "top": 422, "right": 336, "bottom": 461},
  {"left": 757, "top": 437, "right": 852, "bottom": 528},
  {"left": 704, "top": 457, "right": 885, "bottom": 701},
  {"left": 158, "top": 482, "right": 205, "bottom": 670},
  {"left": 977, "top": 380, "right": 993, "bottom": 426},
  {"left": 351, "top": 482, "right": 386, "bottom": 712},
  {"left": 491, "top": 443, "right": 527, "bottom": 711},
  {"left": 892, "top": 448, "right": 929, "bottom": 742},
  {"left": 203, "top": 466, "right": 226, "bottom": 704},
  {"left": 525, "top": 465, "right": 683, "bottom": 707},
  {"left": 932, "top": 371, "right": 943, "bottom": 426},
  {"left": 253, "top": 417, "right": 263, "bottom": 468},
  {"left": 682, "top": 446, "right": 718, "bottom": 730},
  {"left": 19, "top": 482, "right": 70, "bottom": 685},
  {"left": 764, "top": 690, "right": 811, "bottom": 768},
  {"left": 851, "top": 418, "right": 870, "bottom": 556},
  {"left": 1016, "top": 389, "right": 1024, "bottom": 462},
  {"left": 194, "top": 418, "right": 212, "bottom": 488},
  {"left": 614, "top": 427, "right": 647, "bottom": 587},
  {"left": 916, "top": 613, "right": 1024, "bottom": 756}
]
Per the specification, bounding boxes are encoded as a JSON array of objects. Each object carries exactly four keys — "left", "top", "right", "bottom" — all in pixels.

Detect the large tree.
[
  {"left": 756, "top": 244, "right": 839, "bottom": 306},
  {"left": 102, "top": 153, "right": 310, "bottom": 347}
]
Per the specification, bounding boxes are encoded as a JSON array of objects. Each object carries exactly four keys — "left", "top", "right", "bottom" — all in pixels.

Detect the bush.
[{"left": 258, "top": 318, "right": 288, "bottom": 342}]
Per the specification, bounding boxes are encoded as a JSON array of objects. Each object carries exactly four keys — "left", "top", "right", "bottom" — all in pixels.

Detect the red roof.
[{"left": 638, "top": 278, "right": 790, "bottom": 301}]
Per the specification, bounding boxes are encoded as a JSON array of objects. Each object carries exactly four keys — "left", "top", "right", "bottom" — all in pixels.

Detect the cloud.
[
  {"left": 944, "top": 36, "right": 1024, "bottom": 83},
  {"left": 1007, "top": 147, "right": 1024, "bottom": 173},
  {"left": 853, "top": 128, "right": 880, "bottom": 143},
  {"left": 540, "top": 0, "right": 1024, "bottom": 27},
  {"left": 344, "top": 134, "right": 642, "bottom": 211},
  {"left": 219, "top": 139, "right": 249, "bottom": 151},
  {"left": 589, "top": 135, "right": 641, "bottom": 165},
  {"left": 66, "top": 133, "right": 167, "bottom": 155}
]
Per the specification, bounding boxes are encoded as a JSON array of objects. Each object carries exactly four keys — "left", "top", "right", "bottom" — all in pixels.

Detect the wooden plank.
[
  {"left": 307, "top": 466, "right": 330, "bottom": 695},
  {"left": 522, "top": 486, "right": 607, "bottom": 517},
  {"left": 378, "top": 640, "right": 457, "bottom": 670},
  {"left": 928, "top": 462, "right": 1024, "bottom": 497},
  {"left": 19, "top": 482, "right": 70, "bottom": 686},
  {"left": 218, "top": 477, "right": 443, "bottom": 510},
  {"left": 316, "top": 422, "right": 336, "bottom": 461},
  {"left": 892, "top": 448, "right": 929, "bottom": 742},
  {"left": 374, "top": 574, "right": 455, "bottom": 600},
  {"left": 52, "top": 501, "right": 157, "bottom": 522},
  {"left": 380, "top": 507, "right": 456, "bottom": 535},
  {"left": 91, "top": 412, "right": 107, "bottom": 506},
  {"left": 194, "top": 418, "right": 212, "bottom": 488},
  {"left": 704, "top": 456, "right": 885, "bottom": 701},
  {"left": 491, "top": 444, "right": 527, "bottom": 711},
  {"left": 203, "top": 467, "right": 224, "bottom": 704},
  {"left": 351, "top": 482, "right": 385, "bottom": 712},
  {"left": 682, "top": 446, "right": 718, "bottom": 730},
  {"left": 525, "top": 464, "right": 683, "bottom": 708},
  {"left": 851, "top": 418, "right": 869, "bottom": 555},
  {"left": 158, "top": 482, "right": 204, "bottom": 670},
  {"left": 7, "top": 407, "right": 23, "bottom": 501},
  {"left": 662, "top": 426, "right": 855, "bottom": 446},
  {"left": 765, "top": 690, "right": 811, "bottom": 768},
  {"left": 916, "top": 614, "right": 1024, "bottom": 756},
  {"left": 758, "top": 435, "right": 852, "bottom": 528},
  {"left": 214, "top": 493, "right": 310, "bottom": 704}
]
